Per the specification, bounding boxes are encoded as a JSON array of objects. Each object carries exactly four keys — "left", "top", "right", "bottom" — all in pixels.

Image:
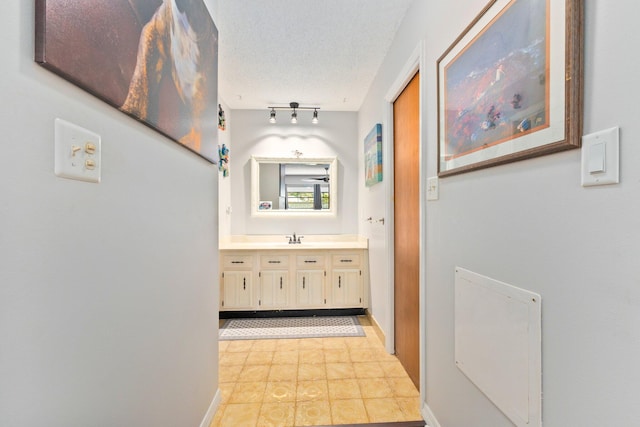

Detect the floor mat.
[{"left": 219, "top": 316, "right": 365, "bottom": 340}]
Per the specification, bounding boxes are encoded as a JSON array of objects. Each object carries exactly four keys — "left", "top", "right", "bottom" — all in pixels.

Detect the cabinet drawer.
[
  {"left": 222, "top": 255, "right": 254, "bottom": 269},
  {"left": 296, "top": 254, "right": 326, "bottom": 268},
  {"left": 332, "top": 254, "right": 361, "bottom": 267},
  {"left": 260, "top": 254, "right": 290, "bottom": 269}
]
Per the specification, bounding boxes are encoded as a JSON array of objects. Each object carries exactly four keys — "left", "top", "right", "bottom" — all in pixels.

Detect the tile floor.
[{"left": 211, "top": 316, "right": 422, "bottom": 426}]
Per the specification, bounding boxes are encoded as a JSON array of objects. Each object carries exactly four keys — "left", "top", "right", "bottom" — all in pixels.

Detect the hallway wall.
[
  {"left": 360, "top": 0, "right": 640, "bottom": 426},
  {"left": 0, "top": 2, "right": 220, "bottom": 426}
]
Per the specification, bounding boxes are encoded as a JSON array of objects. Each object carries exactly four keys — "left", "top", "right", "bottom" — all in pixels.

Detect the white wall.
[
  {"left": 0, "top": 2, "right": 220, "bottom": 426},
  {"left": 228, "top": 109, "right": 359, "bottom": 235},
  {"left": 360, "top": 0, "right": 640, "bottom": 426}
]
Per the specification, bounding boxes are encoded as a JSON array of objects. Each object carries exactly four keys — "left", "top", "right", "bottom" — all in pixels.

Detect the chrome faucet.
[{"left": 287, "top": 233, "right": 303, "bottom": 244}]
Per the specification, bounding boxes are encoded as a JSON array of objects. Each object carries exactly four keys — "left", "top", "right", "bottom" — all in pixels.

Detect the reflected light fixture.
[{"left": 267, "top": 102, "right": 320, "bottom": 124}]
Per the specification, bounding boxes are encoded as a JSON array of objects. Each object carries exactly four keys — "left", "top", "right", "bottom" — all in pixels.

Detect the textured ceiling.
[{"left": 217, "top": 0, "right": 414, "bottom": 111}]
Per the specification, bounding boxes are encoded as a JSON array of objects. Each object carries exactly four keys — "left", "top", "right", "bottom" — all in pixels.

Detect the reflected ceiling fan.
[{"left": 302, "top": 166, "right": 330, "bottom": 183}]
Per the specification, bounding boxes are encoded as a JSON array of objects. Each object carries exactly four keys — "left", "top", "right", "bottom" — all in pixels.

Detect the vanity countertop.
[{"left": 219, "top": 234, "right": 368, "bottom": 250}]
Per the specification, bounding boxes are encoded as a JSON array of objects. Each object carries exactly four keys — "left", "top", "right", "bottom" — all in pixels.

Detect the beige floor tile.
[
  {"left": 370, "top": 347, "right": 398, "bottom": 362},
  {"left": 275, "top": 339, "right": 300, "bottom": 351},
  {"left": 219, "top": 383, "right": 235, "bottom": 405},
  {"left": 330, "top": 398, "right": 369, "bottom": 424},
  {"left": 209, "top": 404, "right": 225, "bottom": 427},
  {"left": 296, "top": 380, "right": 329, "bottom": 402},
  {"left": 345, "top": 337, "right": 373, "bottom": 349},
  {"left": 387, "top": 377, "right": 420, "bottom": 397},
  {"left": 264, "top": 381, "right": 297, "bottom": 403},
  {"left": 219, "top": 365, "right": 243, "bottom": 383},
  {"left": 295, "top": 400, "right": 331, "bottom": 426},
  {"left": 246, "top": 350, "right": 274, "bottom": 365},
  {"left": 357, "top": 315, "right": 372, "bottom": 326},
  {"left": 238, "top": 364, "right": 271, "bottom": 382},
  {"left": 228, "top": 381, "right": 267, "bottom": 404},
  {"left": 380, "top": 360, "right": 410, "bottom": 377},
  {"left": 272, "top": 350, "right": 299, "bottom": 365},
  {"left": 349, "top": 348, "right": 377, "bottom": 362},
  {"left": 226, "top": 340, "right": 254, "bottom": 353},
  {"left": 322, "top": 337, "right": 348, "bottom": 349},
  {"left": 397, "top": 396, "right": 423, "bottom": 421},
  {"left": 258, "top": 402, "right": 296, "bottom": 427},
  {"left": 324, "top": 348, "right": 350, "bottom": 363},
  {"left": 298, "top": 337, "right": 324, "bottom": 350},
  {"left": 353, "top": 361, "right": 384, "bottom": 379},
  {"left": 268, "top": 364, "right": 298, "bottom": 382},
  {"left": 364, "top": 397, "right": 406, "bottom": 422},
  {"left": 299, "top": 349, "right": 325, "bottom": 364},
  {"left": 251, "top": 339, "right": 278, "bottom": 352},
  {"left": 219, "top": 352, "right": 248, "bottom": 366},
  {"left": 326, "top": 362, "right": 356, "bottom": 380},
  {"left": 327, "top": 378, "right": 361, "bottom": 400},
  {"left": 218, "top": 341, "right": 230, "bottom": 353},
  {"left": 358, "top": 377, "right": 394, "bottom": 398},
  {"left": 217, "top": 402, "right": 261, "bottom": 426},
  {"left": 298, "top": 363, "right": 327, "bottom": 381}
]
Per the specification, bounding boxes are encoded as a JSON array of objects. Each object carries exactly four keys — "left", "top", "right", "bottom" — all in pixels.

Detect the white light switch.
[
  {"left": 581, "top": 127, "right": 619, "bottom": 187},
  {"left": 588, "top": 142, "right": 606, "bottom": 174},
  {"left": 427, "top": 176, "right": 439, "bottom": 201},
  {"left": 54, "top": 118, "right": 101, "bottom": 183}
]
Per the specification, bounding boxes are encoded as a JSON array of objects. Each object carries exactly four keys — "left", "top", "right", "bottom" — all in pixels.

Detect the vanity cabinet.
[
  {"left": 330, "top": 253, "right": 363, "bottom": 307},
  {"left": 295, "top": 254, "right": 327, "bottom": 308},
  {"left": 220, "top": 253, "right": 254, "bottom": 310},
  {"left": 219, "top": 244, "right": 368, "bottom": 312},
  {"left": 258, "top": 254, "right": 290, "bottom": 309}
]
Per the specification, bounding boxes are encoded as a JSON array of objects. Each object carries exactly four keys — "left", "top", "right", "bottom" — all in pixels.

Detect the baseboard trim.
[
  {"left": 422, "top": 402, "right": 442, "bottom": 427},
  {"left": 199, "top": 388, "right": 221, "bottom": 427},
  {"left": 366, "top": 309, "right": 387, "bottom": 347}
]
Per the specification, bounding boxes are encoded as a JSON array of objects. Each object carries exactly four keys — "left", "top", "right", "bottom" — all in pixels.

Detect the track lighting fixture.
[{"left": 267, "top": 102, "right": 320, "bottom": 124}]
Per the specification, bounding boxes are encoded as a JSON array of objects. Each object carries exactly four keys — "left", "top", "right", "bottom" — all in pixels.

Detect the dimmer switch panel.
[{"left": 54, "top": 118, "right": 101, "bottom": 183}]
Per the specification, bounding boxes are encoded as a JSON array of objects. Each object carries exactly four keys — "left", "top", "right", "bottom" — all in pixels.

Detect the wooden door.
[{"left": 393, "top": 72, "right": 420, "bottom": 389}]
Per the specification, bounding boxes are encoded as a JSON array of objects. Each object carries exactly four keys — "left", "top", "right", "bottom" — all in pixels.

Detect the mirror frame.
[{"left": 251, "top": 156, "right": 338, "bottom": 217}]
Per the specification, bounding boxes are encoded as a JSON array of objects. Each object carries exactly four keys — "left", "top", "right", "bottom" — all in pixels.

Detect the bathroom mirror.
[{"left": 251, "top": 156, "right": 338, "bottom": 217}]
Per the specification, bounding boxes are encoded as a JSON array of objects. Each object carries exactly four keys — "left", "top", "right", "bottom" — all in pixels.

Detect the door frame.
[{"left": 383, "top": 40, "right": 426, "bottom": 402}]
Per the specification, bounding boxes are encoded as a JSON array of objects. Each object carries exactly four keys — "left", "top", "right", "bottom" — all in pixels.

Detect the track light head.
[
  {"left": 290, "top": 109, "right": 298, "bottom": 124},
  {"left": 312, "top": 109, "right": 319, "bottom": 124},
  {"left": 269, "top": 108, "right": 276, "bottom": 123}
]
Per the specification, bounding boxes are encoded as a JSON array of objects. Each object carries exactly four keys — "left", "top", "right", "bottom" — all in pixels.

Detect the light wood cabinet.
[{"left": 220, "top": 249, "right": 367, "bottom": 312}]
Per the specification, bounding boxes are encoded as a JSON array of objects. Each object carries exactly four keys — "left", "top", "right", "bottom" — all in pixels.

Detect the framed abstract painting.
[
  {"left": 35, "top": 0, "right": 219, "bottom": 163},
  {"left": 437, "top": 0, "right": 583, "bottom": 176},
  {"left": 364, "top": 123, "right": 383, "bottom": 187}
]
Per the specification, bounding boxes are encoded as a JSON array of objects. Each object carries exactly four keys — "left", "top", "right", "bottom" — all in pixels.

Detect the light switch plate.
[
  {"left": 54, "top": 118, "right": 101, "bottom": 183},
  {"left": 581, "top": 127, "right": 619, "bottom": 187},
  {"left": 427, "top": 176, "right": 439, "bottom": 201}
]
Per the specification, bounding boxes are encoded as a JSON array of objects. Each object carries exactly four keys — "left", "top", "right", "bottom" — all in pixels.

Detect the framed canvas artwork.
[{"left": 35, "top": 0, "right": 219, "bottom": 163}]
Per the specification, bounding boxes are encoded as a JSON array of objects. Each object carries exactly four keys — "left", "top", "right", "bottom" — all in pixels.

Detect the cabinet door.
[
  {"left": 332, "top": 269, "right": 363, "bottom": 307},
  {"left": 296, "top": 270, "right": 325, "bottom": 308},
  {"left": 222, "top": 271, "right": 253, "bottom": 309},
  {"left": 260, "top": 270, "right": 288, "bottom": 309}
]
